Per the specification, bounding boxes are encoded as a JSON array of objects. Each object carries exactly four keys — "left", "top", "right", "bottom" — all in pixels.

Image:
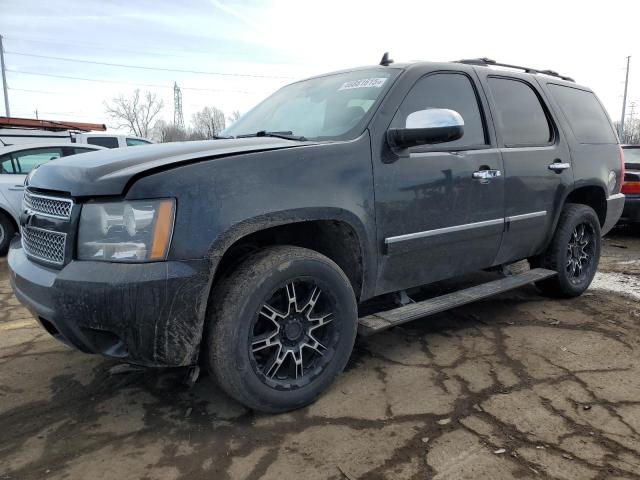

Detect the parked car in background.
[
  {"left": 0, "top": 129, "right": 153, "bottom": 148},
  {"left": 621, "top": 145, "right": 640, "bottom": 223},
  {"left": 0, "top": 143, "right": 105, "bottom": 254},
  {"left": 74, "top": 133, "right": 153, "bottom": 149}
]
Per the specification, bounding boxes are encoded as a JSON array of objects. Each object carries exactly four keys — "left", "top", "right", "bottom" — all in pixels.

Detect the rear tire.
[
  {"left": 0, "top": 213, "right": 16, "bottom": 256},
  {"left": 204, "top": 246, "right": 357, "bottom": 413},
  {"left": 533, "top": 204, "right": 601, "bottom": 298}
]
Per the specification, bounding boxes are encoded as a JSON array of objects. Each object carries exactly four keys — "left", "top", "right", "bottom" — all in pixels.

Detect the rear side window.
[
  {"left": 71, "top": 148, "right": 97, "bottom": 155},
  {"left": 488, "top": 77, "right": 552, "bottom": 147},
  {"left": 391, "top": 72, "right": 487, "bottom": 149},
  {"left": 87, "top": 137, "right": 119, "bottom": 148},
  {"left": 126, "top": 138, "right": 150, "bottom": 146},
  {"left": 548, "top": 84, "right": 617, "bottom": 144}
]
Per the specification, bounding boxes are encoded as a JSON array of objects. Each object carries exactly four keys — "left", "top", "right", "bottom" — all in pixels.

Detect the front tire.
[
  {"left": 205, "top": 246, "right": 357, "bottom": 413},
  {"left": 533, "top": 204, "right": 601, "bottom": 298},
  {"left": 0, "top": 212, "right": 16, "bottom": 256}
]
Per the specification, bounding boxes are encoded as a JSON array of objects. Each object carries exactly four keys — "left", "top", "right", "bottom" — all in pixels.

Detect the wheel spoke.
[
  {"left": 303, "top": 335, "right": 327, "bottom": 357},
  {"left": 302, "top": 287, "right": 322, "bottom": 317},
  {"left": 309, "top": 313, "right": 333, "bottom": 333},
  {"left": 291, "top": 348, "right": 304, "bottom": 379},
  {"left": 285, "top": 283, "right": 299, "bottom": 314},
  {"left": 265, "top": 346, "right": 288, "bottom": 378},
  {"left": 260, "top": 303, "right": 285, "bottom": 323},
  {"left": 251, "top": 330, "right": 280, "bottom": 353}
]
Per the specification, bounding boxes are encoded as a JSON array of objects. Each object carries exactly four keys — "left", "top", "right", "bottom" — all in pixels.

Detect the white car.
[
  {"left": 0, "top": 129, "right": 154, "bottom": 148},
  {"left": 74, "top": 133, "right": 153, "bottom": 149},
  {"left": 0, "top": 142, "right": 105, "bottom": 254}
]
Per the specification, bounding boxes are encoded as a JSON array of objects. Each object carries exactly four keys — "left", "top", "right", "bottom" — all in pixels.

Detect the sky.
[{"left": 0, "top": 0, "right": 639, "bottom": 135}]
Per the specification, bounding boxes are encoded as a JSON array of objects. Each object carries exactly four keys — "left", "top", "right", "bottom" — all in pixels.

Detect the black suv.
[{"left": 8, "top": 57, "right": 625, "bottom": 412}]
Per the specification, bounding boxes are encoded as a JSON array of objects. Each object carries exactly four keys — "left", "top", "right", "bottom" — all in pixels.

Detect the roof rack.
[{"left": 456, "top": 57, "right": 575, "bottom": 82}]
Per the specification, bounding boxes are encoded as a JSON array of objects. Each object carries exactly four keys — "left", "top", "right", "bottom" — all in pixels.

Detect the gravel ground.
[{"left": 2, "top": 227, "right": 640, "bottom": 480}]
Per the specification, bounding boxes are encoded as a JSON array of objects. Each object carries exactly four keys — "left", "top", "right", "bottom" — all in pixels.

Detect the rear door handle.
[
  {"left": 548, "top": 161, "right": 571, "bottom": 172},
  {"left": 8, "top": 185, "right": 24, "bottom": 191},
  {"left": 472, "top": 169, "right": 502, "bottom": 180}
]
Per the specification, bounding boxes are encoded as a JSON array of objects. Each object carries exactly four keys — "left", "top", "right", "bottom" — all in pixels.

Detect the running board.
[{"left": 357, "top": 268, "right": 556, "bottom": 336}]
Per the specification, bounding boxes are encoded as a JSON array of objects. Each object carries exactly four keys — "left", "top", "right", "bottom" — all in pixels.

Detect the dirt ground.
[{"left": 2, "top": 228, "right": 640, "bottom": 480}]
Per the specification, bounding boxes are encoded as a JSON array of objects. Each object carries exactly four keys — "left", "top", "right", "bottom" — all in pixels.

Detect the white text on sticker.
[{"left": 339, "top": 78, "right": 388, "bottom": 90}]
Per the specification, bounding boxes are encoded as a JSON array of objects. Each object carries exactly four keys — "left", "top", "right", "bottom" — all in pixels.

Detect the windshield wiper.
[{"left": 236, "top": 130, "right": 307, "bottom": 141}]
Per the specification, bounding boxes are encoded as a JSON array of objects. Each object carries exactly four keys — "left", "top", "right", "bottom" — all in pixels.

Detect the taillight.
[{"left": 622, "top": 182, "right": 640, "bottom": 194}]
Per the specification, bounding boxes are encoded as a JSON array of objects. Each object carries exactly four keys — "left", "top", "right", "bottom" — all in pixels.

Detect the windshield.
[{"left": 223, "top": 68, "right": 400, "bottom": 141}]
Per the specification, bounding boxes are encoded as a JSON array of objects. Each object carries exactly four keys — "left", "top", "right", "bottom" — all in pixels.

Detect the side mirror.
[{"left": 387, "top": 109, "right": 464, "bottom": 150}]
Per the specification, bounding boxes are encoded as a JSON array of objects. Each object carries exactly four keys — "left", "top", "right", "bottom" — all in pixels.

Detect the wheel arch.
[
  {"left": 201, "top": 208, "right": 374, "bottom": 313},
  {"left": 0, "top": 206, "right": 19, "bottom": 232},
  {"left": 563, "top": 185, "right": 607, "bottom": 227},
  {"left": 540, "top": 184, "right": 607, "bottom": 253}
]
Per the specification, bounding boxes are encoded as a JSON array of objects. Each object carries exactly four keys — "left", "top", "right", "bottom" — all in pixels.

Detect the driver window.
[{"left": 392, "top": 73, "right": 487, "bottom": 149}]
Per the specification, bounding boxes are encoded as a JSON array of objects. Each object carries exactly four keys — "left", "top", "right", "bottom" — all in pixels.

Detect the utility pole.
[
  {"left": 0, "top": 34, "right": 10, "bottom": 117},
  {"left": 173, "top": 82, "right": 184, "bottom": 130},
  {"left": 620, "top": 56, "right": 631, "bottom": 140}
]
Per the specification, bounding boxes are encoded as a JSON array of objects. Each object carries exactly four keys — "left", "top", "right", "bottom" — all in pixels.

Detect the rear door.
[
  {"left": 372, "top": 70, "right": 505, "bottom": 294},
  {"left": 477, "top": 72, "right": 573, "bottom": 264}
]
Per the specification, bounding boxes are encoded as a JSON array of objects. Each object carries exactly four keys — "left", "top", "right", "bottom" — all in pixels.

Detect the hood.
[{"left": 27, "top": 137, "right": 315, "bottom": 197}]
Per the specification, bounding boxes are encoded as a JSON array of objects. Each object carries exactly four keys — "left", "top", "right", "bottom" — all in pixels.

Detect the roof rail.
[{"left": 456, "top": 57, "right": 575, "bottom": 82}]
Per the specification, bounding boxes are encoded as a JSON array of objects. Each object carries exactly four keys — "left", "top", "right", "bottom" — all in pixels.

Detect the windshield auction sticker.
[{"left": 338, "top": 78, "right": 388, "bottom": 90}]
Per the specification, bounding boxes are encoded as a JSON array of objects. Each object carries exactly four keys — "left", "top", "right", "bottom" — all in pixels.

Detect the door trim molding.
[
  {"left": 505, "top": 211, "right": 547, "bottom": 222},
  {"left": 385, "top": 217, "right": 505, "bottom": 245}
]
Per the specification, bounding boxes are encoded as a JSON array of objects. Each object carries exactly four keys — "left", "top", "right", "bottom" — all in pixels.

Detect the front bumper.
[
  {"left": 602, "top": 193, "right": 626, "bottom": 235},
  {"left": 620, "top": 194, "right": 640, "bottom": 223},
  {"left": 8, "top": 239, "right": 210, "bottom": 367}
]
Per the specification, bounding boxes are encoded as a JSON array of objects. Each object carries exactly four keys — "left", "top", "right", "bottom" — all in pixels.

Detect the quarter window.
[
  {"left": 547, "top": 84, "right": 617, "bottom": 144},
  {"left": 87, "top": 137, "right": 119, "bottom": 148},
  {"left": 126, "top": 138, "right": 150, "bottom": 146},
  {"left": 488, "top": 77, "right": 552, "bottom": 147},
  {"left": 392, "top": 73, "right": 487, "bottom": 149}
]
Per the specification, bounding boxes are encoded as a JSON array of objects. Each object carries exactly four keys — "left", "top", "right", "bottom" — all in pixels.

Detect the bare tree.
[
  {"left": 191, "top": 106, "right": 226, "bottom": 139},
  {"left": 153, "top": 120, "right": 188, "bottom": 143},
  {"left": 615, "top": 119, "right": 640, "bottom": 145},
  {"left": 105, "top": 89, "right": 164, "bottom": 138},
  {"left": 227, "top": 109, "right": 241, "bottom": 125}
]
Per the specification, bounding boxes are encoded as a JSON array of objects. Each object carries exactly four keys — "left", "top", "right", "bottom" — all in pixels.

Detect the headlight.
[{"left": 78, "top": 199, "right": 175, "bottom": 262}]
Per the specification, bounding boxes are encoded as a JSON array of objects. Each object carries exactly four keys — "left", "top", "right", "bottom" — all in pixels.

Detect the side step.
[{"left": 357, "top": 268, "right": 556, "bottom": 336}]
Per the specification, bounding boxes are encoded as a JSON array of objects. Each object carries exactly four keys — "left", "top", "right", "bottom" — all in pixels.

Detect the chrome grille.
[
  {"left": 24, "top": 190, "right": 73, "bottom": 220},
  {"left": 21, "top": 226, "right": 67, "bottom": 265}
]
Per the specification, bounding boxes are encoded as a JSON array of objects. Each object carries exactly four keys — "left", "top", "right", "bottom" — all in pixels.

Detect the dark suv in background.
[
  {"left": 8, "top": 57, "right": 624, "bottom": 412},
  {"left": 621, "top": 145, "right": 640, "bottom": 222}
]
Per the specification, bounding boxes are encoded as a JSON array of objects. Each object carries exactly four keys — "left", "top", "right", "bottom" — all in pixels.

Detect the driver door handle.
[
  {"left": 548, "top": 161, "right": 571, "bottom": 172},
  {"left": 472, "top": 169, "right": 502, "bottom": 180},
  {"left": 8, "top": 185, "right": 24, "bottom": 191}
]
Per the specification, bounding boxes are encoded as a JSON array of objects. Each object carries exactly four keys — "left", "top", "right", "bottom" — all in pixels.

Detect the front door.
[
  {"left": 477, "top": 73, "right": 573, "bottom": 265},
  {"left": 372, "top": 71, "right": 505, "bottom": 295}
]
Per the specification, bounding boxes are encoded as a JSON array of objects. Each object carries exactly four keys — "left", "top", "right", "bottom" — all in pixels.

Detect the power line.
[
  {"left": 5, "top": 69, "right": 268, "bottom": 94},
  {"left": 9, "top": 87, "right": 76, "bottom": 95},
  {"left": 4, "top": 35, "right": 188, "bottom": 59},
  {"left": 5, "top": 51, "right": 294, "bottom": 79}
]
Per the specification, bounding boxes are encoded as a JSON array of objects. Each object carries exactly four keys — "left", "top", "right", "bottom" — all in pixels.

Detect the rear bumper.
[
  {"left": 602, "top": 193, "right": 625, "bottom": 235},
  {"left": 8, "top": 239, "right": 210, "bottom": 367},
  {"left": 620, "top": 194, "right": 640, "bottom": 223}
]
